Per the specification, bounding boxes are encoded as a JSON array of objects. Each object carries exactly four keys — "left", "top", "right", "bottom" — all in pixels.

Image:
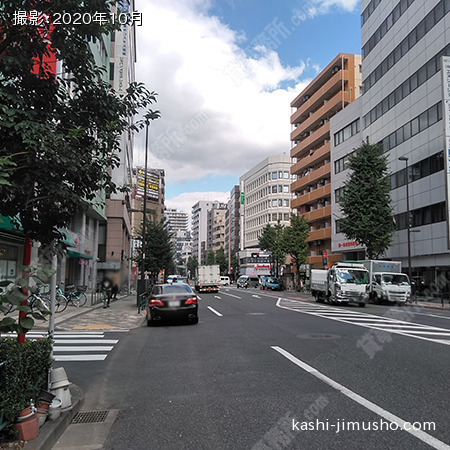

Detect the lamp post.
[{"left": 398, "top": 156, "right": 412, "bottom": 282}]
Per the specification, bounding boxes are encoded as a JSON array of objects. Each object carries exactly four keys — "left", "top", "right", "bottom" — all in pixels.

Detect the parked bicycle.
[
  {"left": 65, "top": 285, "right": 88, "bottom": 307},
  {"left": 41, "top": 285, "right": 69, "bottom": 313}
]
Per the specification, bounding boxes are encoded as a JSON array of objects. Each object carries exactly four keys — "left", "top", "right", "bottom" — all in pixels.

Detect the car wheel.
[
  {"left": 190, "top": 317, "right": 199, "bottom": 325},
  {"left": 147, "top": 318, "right": 154, "bottom": 327}
]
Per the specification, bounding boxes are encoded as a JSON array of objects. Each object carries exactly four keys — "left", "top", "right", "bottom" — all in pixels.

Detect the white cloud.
[
  {"left": 293, "top": 0, "right": 359, "bottom": 22},
  {"left": 134, "top": 0, "right": 311, "bottom": 191}
]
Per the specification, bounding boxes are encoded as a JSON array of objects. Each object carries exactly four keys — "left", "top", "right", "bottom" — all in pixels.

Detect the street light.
[{"left": 398, "top": 156, "right": 412, "bottom": 282}]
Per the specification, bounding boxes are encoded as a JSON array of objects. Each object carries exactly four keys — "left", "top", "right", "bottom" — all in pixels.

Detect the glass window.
[
  {"left": 376, "top": 103, "right": 383, "bottom": 120},
  {"left": 424, "top": 10, "right": 434, "bottom": 33},
  {"left": 272, "top": 186, "right": 277, "bottom": 193},
  {"left": 284, "top": 213, "right": 290, "bottom": 221},
  {"left": 437, "top": 102, "right": 442, "bottom": 121},
  {"left": 389, "top": 132, "right": 397, "bottom": 149},
  {"left": 403, "top": 122, "right": 412, "bottom": 141},
  {"left": 283, "top": 185, "right": 289, "bottom": 193},
  {"left": 393, "top": 4, "right": 401, "bottom": 21},
  {"left": 411, "top": 117, "right": 419, "bottom": 136},
  {"left": 394, "top": 45, "right": 402, "bottom": 64},
  {"left": 382, "top": 97, "right": 389, "bottom": 114},
  {"left": 416, "top": 19, "right": 426, "bottom": 41},
  {"left": 390, "top": 173, "right": 397, "bottom": 189},
  {"left": 386, "top": 11, "right": 393, "bottom": 29},
  {"left": 396, "top": 127, "right": 404, "bottom": 145},
  {"left": 426, "top": 57, "right": 437, "bottom": 79},
  {"left": 284, "top": 171, "right": 289, "bottom": 179},
  {"left": 410, "top": 71, "right": 418, "bottom": 91},
  {"left": 395, "top": 85, "right": 403, "bottom": 103},
  {"left": 421, "top": 157, "right": 430, "bottom": 177},
  {"left": 400, "top": 0, "right": 408, "bottom": 14},
  {"left": 418, "top": 65, "right": 427, "bottom": 85},
  {"left": 402, "top": 79, "right": 410, "bottom": 98},
  {"left": 419, "top": 110, "right": 428, "bottom": 131},
  {"left": 272, "top": 213, "right": 278, "bottom": 221},
  {"left": 283, "top": 199, "right": 289, "bottom": 207},
  {"left": 279, "top": 171, "right": 283, "bottom": 179},
  {"left": 387, "top": 52, "right": 395, "bottom": 70},
  {"left": 388, "top": 92, "right": 396, "bottom": 109},
  {"left": 408, "top": 28, "right": 417, "bottom": 48},
  {"left": 401, "top": 37, "right": 409, "bottom": 57},
  {"left": 272, "top": 172, "right": 277, "bottom": 179},
  {"left": 411, "top": 163, "right": 421, "bottom": 182},
  {"left": 428, "top": 104, "right": 438, "bottom": 125},
  {"left": 278, "top": 199, "right": 283, "bottom": 207},
  {"left": 272, "top": 200, "right": 277, "bottom": 207}
]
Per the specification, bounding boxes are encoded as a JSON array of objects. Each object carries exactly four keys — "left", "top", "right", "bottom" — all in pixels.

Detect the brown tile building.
[{"left": 290, "top": 53, "right": 362, "bottom": 268}]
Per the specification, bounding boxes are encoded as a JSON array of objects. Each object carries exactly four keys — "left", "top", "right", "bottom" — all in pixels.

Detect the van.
[
  {"left": 219, "top": 276, "right": 230, "bottom": 286},
  {"left": 236, "top": 275, "right": 260, "bottom": 289}
]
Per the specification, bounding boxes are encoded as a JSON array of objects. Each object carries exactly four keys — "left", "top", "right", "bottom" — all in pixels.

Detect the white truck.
[
  {"left": 195, "top": 265, "right": 220, "bottom": 293},
  {"left": 311, "top": 262, "right": 370, "bottom": 307},
  {"left": 357, "top": 260, "right": 411, "bottom": 305}
]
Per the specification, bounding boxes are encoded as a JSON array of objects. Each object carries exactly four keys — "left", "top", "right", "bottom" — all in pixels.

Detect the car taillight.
[
  {"left": 185, "top": 297, "right": 198, "bottom": 305},
  {"left": 150, "top": 299, "right": 164, "bottom": 307}
]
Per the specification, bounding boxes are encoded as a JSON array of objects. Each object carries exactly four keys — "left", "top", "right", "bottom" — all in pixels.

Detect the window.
[
  {"left": 279, "top": 171, "right": 283, "bottom": 179},
  {"left": 272, "top": 213, "right": 278, "bottom": 221},
  {"left": 283, "top": 185, "right": 289, "bottom": 193},
  {"left": 284, "top": 213, "right": 290, "bottom": 221},
  {"left": 284, "top": 171, "right": 289, "bottom": 179},
  {"left": 272, "top": 172, "right": 278, "bottom": 179},
  {"left": 418, "top": 111, "right": 428, "bottom": 131},
  {"left": 283, "top": 199, "right": 289, "bottom": 207},
  {"left": 272, "top": 186, "right": 277, "bottom": 193},
  {"left": 272, "top": 200, "right": 277, "bottom": 207},
  {"left": 278, "top": 199, "right": 283, "bottom": 207}
]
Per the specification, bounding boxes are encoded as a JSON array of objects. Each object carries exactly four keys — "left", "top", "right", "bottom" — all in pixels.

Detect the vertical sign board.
[{"left": 442, "top": 56, "right": 450, "bottom": 248}]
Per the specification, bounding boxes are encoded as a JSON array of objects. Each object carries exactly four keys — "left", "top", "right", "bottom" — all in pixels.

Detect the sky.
[{"left": 134, "top": 0, "right": 362, "bottom": 219}]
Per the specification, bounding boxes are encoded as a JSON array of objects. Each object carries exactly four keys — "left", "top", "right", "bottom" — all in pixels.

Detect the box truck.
[
  {"left": 356, "top": 260, "right": 411, "bottom": 305},
  {"left": 311, "top": 262, "right": 370, "bottom": 307},
  {"left": 195, "top": 265, "right": 220, "bottom": 293}
]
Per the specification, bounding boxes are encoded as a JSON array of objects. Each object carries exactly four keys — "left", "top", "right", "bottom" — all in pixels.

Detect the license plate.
[{"left": 168, "top": 301, "right": 180, "bottom": 307}]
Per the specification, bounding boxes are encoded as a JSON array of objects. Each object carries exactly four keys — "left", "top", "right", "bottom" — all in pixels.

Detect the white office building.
[{"left": 331, "top": 0, "right": 450, "bottom": 285}]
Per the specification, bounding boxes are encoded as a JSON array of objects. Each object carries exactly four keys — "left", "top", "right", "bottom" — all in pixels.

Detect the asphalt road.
[{"left": 55, "top": 287, "right": 450, "bottom": 450}]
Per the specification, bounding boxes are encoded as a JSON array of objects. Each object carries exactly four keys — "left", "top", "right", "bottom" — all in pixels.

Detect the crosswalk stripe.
[
  {"left": 53, "top": 339, "right": 118, "bottom": 344},
  {"left": 54, "top": 354, "right": 108, "bottom": 361},
  {"left": 53, "top": 346, "right": 114, "bottom": 352}
]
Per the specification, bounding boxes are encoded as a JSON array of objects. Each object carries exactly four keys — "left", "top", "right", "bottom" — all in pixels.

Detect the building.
[
  {"left": 225, "top": 185, "right": 241, "bottom": 276},
  {"left": 331, "top": 0, "right": 450, "bottom": 286},
  {"left": 164, "top": 209, "right": 188, "bottom": 233},
  {"left": 290, "top": 53, "right": 362, "bottom": 269},
  {"left": 207, "top": 207, "right": 226, "bottom": 254},
  {"left": 240, "top": 154, "right": 294, "bottom": 250},
  {"left": 191, "top": 201, "right": 227, "bottom": 265}
]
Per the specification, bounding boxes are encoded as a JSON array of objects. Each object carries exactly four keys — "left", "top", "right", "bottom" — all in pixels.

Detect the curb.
[{"left": 24, "top": 384, "right": 84, "bottom": 450}]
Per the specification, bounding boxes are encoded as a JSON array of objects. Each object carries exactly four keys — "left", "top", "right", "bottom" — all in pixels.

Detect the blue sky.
[{"left": 135, "top": 0, "right": 361, "bottom": 215}]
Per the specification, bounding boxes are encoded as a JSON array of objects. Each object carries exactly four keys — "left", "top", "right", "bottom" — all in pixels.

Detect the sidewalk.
[{"left": 33, "top": 292, "right": 147, "bottom": 332}]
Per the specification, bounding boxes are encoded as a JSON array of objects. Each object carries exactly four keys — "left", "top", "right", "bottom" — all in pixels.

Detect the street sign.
[{"left": 240, "top": 192, "right": 245, "bottom": 204}]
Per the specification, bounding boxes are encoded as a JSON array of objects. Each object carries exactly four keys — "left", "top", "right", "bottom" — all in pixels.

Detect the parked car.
[
  {"left": 236, "top": 275, "right": 260, "bottom": 288},
  {"left": 173, "top": 276, "right": 189, "bottom": 285},
  {"left": 261, "top": 276, "right": 283, "bottom": 291},
  {"left": 219, "top": 276, "right": 231, "bottom": 286},
  {"left": 146, "top": 283, "right": 198, "bottom": 325}
]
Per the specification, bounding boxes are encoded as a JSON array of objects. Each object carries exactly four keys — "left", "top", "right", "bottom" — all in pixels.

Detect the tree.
[
  {"left": 215, "top": 247, "right": 228, "bottom": 275},
  {"left": 206, "top": 251, "right": 216, "bottom": 266},
  {"left": 136, "top": 219, "right": 174, "bottom": 284},
  {"left": 259, "top": 223, "right": 287, "bottom": 277},
  {"left": 187, "top": 255, "right": 198, "bottom": 279},
  {"left": 339, "top": 139, "right": 395, "bottom": 259},
  {"left": 0, "top": 0, "right": 159, "bottom": 246},
  {"left": 230, "top": 254, "right": 239, "bottom": 280},
  {"left": 283, "top": 214, "right": 309, "bottom": 288}
]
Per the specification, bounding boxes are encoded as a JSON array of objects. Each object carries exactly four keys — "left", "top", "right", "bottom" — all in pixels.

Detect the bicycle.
[
  {"left": 65, "top": 284, "right": 88, "bottom": 307},
  {"left": 41, "top": 285, "right": 69, "bottom": 313}
]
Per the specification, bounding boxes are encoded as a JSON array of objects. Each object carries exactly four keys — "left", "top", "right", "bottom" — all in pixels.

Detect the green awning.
[
  {"left": 67, "top": 250, "right": 93, "bottom": 260},
  {"left": 59, "top": 229, "right": 77, "bottom": 248},
  {"left": 0, "top": 215, "right": 23, "bottom": 235}
]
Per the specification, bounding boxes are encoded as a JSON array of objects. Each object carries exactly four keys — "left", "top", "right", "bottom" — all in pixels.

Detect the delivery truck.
[
  {"left": 195, "top": 265, "right": 220, "bottom": 293},
  {"left": 356, "top": 260, "right": 411, "bottom": 305},
  {"left": 311, "top": 262, "right": 370, "bottom": 307}
]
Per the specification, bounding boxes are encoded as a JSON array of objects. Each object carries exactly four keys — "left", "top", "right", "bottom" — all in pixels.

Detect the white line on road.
[
  {"left": 252, "top": 295, "right": 261, "bottom": 298},
  {"left": 53, "top": 339, "right": 118, "bottom": 344},
  {"left": 53, "top": 354, "right": 108, "bottom": 361},
  {"left": 214, "top": 296, "right": 221, "bottom": 299},
  {"left": 207, "top": 306, "right": 223, "bottom": 317},
  {"left": 53, "top": 346, "right": 114, "bottom": 352},
  {"left": 272, "top": 346, "right": 450, "bottom": 450},
  {"left": 221, "top": 292, "right": 241, "bottom": 299}
]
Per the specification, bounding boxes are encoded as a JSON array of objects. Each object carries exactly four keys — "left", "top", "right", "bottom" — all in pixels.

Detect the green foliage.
[
  {"left": 259, "top": 223, "right": 287, "bottom": 277},
  {"left": 135, "top": 219, "right": 174, "bottom": 284},
  {"left": 0, "top": 338, "right": 52, "bottom": 436},
  {"left": 215, "top": 248, "right": 228, "bottom": 275},
  {"left": 284, "top": 214, "right": 309, "bottom": 281},
  {"left": 187, "top": 255, "right": 198, "bottom": 278},
  {"left": 0, "top": 266, "right": 55, "bottom": 333},
  {"left": 339, "top": 140, "right": 395, "bottom": 259},
  {"left": 206, "top": 251, "right": 216, "bottom": 266},
  {"left": 231, "top": 254, "right": 239, "bottom": 278},
  {"left": 0, "top": 0, "right": 159, "bottom": 245}
]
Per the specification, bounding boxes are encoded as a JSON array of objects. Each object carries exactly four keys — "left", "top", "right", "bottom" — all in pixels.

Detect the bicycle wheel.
[
  {"left": 76, "top": 292, "right": 88, "bottom": 307},
  {"left": 30, "top": 295, "right": 50, "bottom": 313},
  {"left": 55, "top": 294, "right": 69, "bottom": 313}
]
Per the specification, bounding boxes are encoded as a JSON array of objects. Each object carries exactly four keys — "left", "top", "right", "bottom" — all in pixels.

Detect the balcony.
[
  {"left": 291, "top": 162, "right": 331, "bottom": 192},
  {"left": 304, "top": 205, "right": 331, "bottom": 223},
  {"left": 292, "top": 184, "right": 331, "bottom": 209},
  {"left": 291, "top": 122, "right": 330, "bottom": 156},
  {"left": 307, "top": 227, "right": 331, "bottom": 242},
  {"left": 307, "top": 253, "right": 342, "bottom": 267},
  {"left": 291, "top": 142, "right": 330, "bottom": 174}
]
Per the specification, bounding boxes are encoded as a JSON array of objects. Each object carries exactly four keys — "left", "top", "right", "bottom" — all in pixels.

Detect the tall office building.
[
  {"left": 331, "top": 0, "right": 450, "bottom": 285},
  {"left": 290, "top": 53, "right": 362, "bottom": 269},
  {"left": 225, "top": 186, "right": 241, "bottom": 275}
]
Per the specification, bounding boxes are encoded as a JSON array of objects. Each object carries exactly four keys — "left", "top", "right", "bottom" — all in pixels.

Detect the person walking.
[{"left": 102, "top": 275, "right": 113, "bottom": 308}]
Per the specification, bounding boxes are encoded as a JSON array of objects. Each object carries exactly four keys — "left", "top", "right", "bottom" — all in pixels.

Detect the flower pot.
[
  {"left": 39, "top": 389, "right": 56, "bottom": 403},
  {"left": 48, "top": 398, "right": 62, "bottom": 421},
  {"left": 18, "top": 406, "right": 33, "bottom": 418},
  {"left": 36, "top": 401, "right": 50, "bottom": 411},
  {"left": 36, "top": 410, "right": 47, "bottom": 428},
  {"left": 14, "top": 414, "right": 39, "bottom": 441}
]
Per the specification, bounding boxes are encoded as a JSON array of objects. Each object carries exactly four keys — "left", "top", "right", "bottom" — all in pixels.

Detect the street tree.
[
  {"left": 187, "top": 255, "right": 198, "bottom": 279},
  {"left": 0, "top": 0, "right": 159, "bottom": 246},
  {"left": 206, "top": 251, "right": 216, "bottom": 266},
  {"left": 231, "top": 254, "right": 239, "bottom": 280},
  {"left": 283, "top": 214, "right": 309, "bottom": 288},
  {"left": 136, "top": 219, "right": 174, "bottom": 284},
  {"left": 215, "top": 247, "right": 228, "bottom": 275},
  {"left": 339, "top": 139, "right": 395, "bottom": 259},
  {"left": 259, "top": 223, "right": 287, "bottom": 277}
]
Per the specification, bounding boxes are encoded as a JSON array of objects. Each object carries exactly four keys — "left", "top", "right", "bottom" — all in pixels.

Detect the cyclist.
[{"left": 102, "top": 275, "right": 113, "bottom": 308}]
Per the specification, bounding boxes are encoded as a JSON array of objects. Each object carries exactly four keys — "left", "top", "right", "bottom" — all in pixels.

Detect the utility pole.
[{"left": 398, "top": 156, "right": 412, "bottom": 282}]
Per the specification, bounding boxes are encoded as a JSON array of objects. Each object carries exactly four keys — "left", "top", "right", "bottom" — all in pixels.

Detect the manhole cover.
[
  {"left": 71, "top": 410, "right": 109, "bottom": 424},
  {"left": 297, "top": 333, "right": 341, "bottom": 340}
]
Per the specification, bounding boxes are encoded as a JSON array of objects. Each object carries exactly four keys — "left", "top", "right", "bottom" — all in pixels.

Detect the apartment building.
[
  {"left": 207, "top": 208, "right": 226, "bottom": 254},
  {"left": 331, "top": 0, "right": 450, "bottom": 285},
  {"left": 225, "top": 185, "right": 241, "bottom": 275},
  {"left": 240, "top": 154, "right": 293, "bottom": 250},
  {"left": 164, "top": 209, "right": 188, "bottom": 233},
  {"left": 290, "top": 53, "right": 362, "bottom": 269}
]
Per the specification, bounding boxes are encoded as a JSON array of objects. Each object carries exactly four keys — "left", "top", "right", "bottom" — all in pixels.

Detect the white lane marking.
[
  {"left": 221, "top": 292, "right": 241, "bottom": 299},
  {"left": 272, "top": 346, "right": 450, "bottom": 450},
  {"left": 53, "top": 339, "right": 118, "bottom": 344},
  {"left": 214, "top": 296, "right": 221, "bottom": 299},
  {"left": 252, "top": 295, "right": 261, "bottom": 298},
  {"left": 207, "top": 306, "right": 223, "bottom": 317},
  {"left": 197, "top": 295, "right": 202, "bottom": 300},
  {"left": 393, "top": 311, "right": 450, "bottom": 320},
  {"left": 53, "top": 354, "right": 108, "bottom": 361},
  {"left": 53, "top": 346, "right": 114, "bottom": 352}
]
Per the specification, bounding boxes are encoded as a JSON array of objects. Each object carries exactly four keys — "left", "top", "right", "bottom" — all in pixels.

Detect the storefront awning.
[
  {"left": 59, "top": 229, "right": 77, "bottom": 248},
  {"left": 67, "top": 250, "right": 93, "bottom": 260},
  {"left": 0, "top": 215, "right": 23, "bottom": 235}
]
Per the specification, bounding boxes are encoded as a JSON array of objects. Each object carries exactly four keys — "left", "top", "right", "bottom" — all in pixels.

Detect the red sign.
[
  {"left": 338, "top": 241, "right": 358, "bottom": 248},
  {"left": 323, "top": 250, "right": 328, "bottom": 259}
]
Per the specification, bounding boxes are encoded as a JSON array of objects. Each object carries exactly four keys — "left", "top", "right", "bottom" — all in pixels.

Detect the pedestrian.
[
  {"left": 112, "top": 284, "right": 119, "bottom": 299},
  {"left": 102, "top": 275, "right": 113, "bottom": 308}
]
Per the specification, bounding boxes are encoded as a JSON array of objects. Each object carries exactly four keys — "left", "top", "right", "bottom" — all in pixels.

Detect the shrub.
[{"left": 0, "top": 337, "right": 52, "bottom": 437}]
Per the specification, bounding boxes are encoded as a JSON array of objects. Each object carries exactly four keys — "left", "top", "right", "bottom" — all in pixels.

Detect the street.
[{"left": 54, "top": 288, "right": 450, "bottom": 450}]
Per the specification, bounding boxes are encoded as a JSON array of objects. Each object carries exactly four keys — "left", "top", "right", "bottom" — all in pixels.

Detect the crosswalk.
[
  {"left": 1, "top": 331, "right": 126, "bottom": 361},
  {"left": 277, "top": 298, "right": 450, "bottom": 346}
]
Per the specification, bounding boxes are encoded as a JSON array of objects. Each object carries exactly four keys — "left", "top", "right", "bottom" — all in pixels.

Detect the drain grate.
[{"left": 71, "top": 410, "right": 109, "bottom": 424}]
